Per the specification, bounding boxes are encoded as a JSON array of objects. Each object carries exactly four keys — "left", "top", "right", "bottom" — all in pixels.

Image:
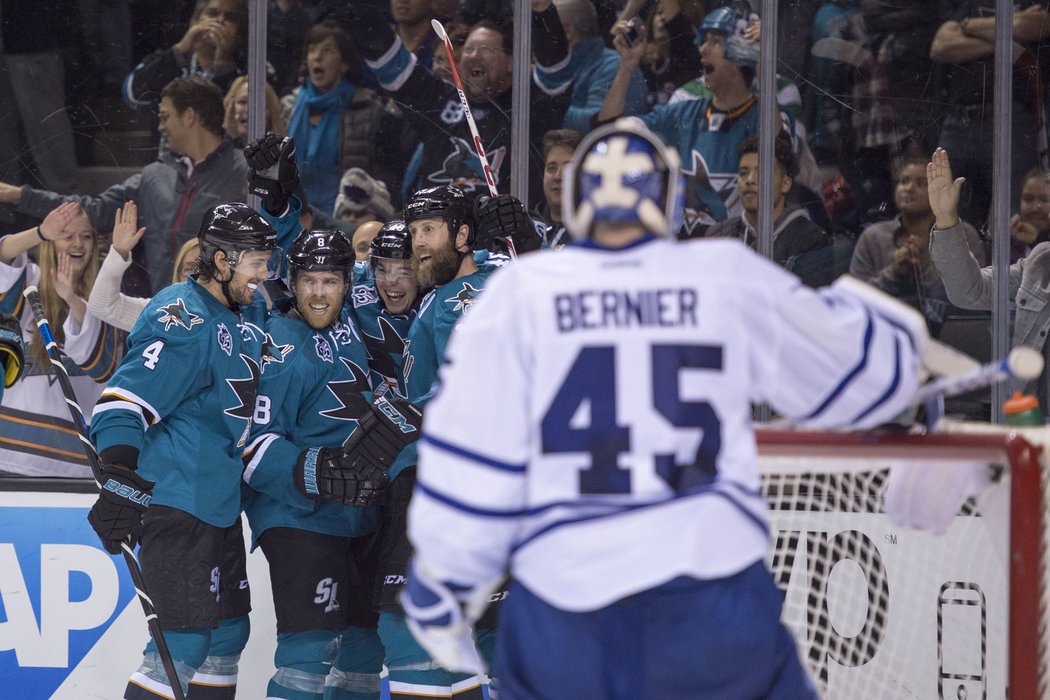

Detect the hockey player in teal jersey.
[
  {"left": 364, "top": 185, "right": 503, "bottom": 700},
  {"left": 349, "top": 220, "right": 420, "bottom": 399},
  {"left": 87, "top": 203, "right": 279, "bottom": 700},
  {"left": 242, "top": 228, "right": 390, "bottom": 700}
]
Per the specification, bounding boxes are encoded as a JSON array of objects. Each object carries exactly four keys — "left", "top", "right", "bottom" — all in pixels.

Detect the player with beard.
[
  {"left": 242, "top": 228, "right": 397, "bottom": 700},
  {"left": 87, "top": 203, "right": 277, "bottom": 700},
  {"left": 368, "top": 185, "right": 504, "bottom": 699},
  {"left": 349, "top": 220, "right": 422, "bottom": 398}
]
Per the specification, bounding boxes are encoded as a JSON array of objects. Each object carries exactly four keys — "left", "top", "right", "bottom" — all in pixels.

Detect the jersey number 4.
[{"left": 541, "top": 344, "right": 723, "bottom": 496}]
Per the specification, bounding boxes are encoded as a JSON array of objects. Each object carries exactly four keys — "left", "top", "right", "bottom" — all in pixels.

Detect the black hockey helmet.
[
  {"left": 288, "top": 228, "right": 355, "bottom": 282},
  {"left": 404, "top": 185, "right": 476, "bottom": 247},
  {"left": 198, "top": 202, "right": 278, "bottom": 274},
  {"left": 369, "top": 219, "right": 411, "bottom": 273}
]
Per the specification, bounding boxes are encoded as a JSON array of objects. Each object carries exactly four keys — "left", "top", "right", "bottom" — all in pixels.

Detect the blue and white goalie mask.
[{"left": 562, "top": 119, "right": 683, "bottom": 240}]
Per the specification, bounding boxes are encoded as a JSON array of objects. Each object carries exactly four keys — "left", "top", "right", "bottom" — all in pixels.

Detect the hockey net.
[{"left": 756, "top": 422, "right": 1048, "bottom": 699}]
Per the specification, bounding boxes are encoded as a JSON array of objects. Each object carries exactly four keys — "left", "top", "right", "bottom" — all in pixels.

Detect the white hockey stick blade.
[
  {"left": 913, "top": 346, "right": 1044, "bottom": 404},
  {"left": 431, "top": 18, "right": 448, "bottom": 41},
  {"left": 923, "top": 338, "right": 982, "bottom": 378}
]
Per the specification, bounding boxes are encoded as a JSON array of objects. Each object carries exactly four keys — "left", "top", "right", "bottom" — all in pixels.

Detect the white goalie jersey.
[{"left": 408, "top": 237, "right": 926, "bottom": 613}]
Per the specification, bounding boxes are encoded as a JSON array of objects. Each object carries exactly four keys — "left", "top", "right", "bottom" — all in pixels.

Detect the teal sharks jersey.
[
  {"left": 241, "top": 304, "right": 381, "bottom": 545},
  {"left": 90, "top": 277, "right": 269, "bottom": 527}
]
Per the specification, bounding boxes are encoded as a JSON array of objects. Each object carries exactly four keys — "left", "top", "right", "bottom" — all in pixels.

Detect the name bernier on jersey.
[{"left": 554, "top": 287, "right": 699, "bottom": 333}]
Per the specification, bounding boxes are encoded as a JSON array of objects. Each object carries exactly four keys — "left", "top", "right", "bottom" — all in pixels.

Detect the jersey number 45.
[{"left": 540, "top": 344, "right": 723, "bottom": 496}]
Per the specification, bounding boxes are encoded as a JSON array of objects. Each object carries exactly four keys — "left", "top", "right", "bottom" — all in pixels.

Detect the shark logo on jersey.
[
  {"left": 217, "top": 323, "right": 233, "bottom": 356},
  {"left": 260, "top": 332, "right": 294, "bottom": 368},
  {"left": 362, "top": 316, "right": 407, "bottom": 386},
  {"left": 428, "top": 137, "right": 506, "bottom": 193},
  {"left": 447, "top": 282, "right": 480, "bottom": 312},
  {"left": 314, "top": 334, "right": 334, "bottom": 363},
  {"left": 681, "top": 150, "right": 738, "bottom": 235},
  {"left": 319, "top": 357, "right": 371, "bottom": 426},
  {"left": 157, "top": 298, "right": 203, "bottom": 332},
  {"left": 224, "top": 353, "right": 261, "bottom": 423},
  {"left": 351, "top": 284, "right": 378, "bottom": 308},
  {"left": 237, "top": 321, "right": 265, "bottom": 344}
]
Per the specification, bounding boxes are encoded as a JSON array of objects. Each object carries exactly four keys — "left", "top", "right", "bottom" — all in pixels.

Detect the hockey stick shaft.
[
  {"left": 431, "top": 19, "right": 518, "bottom": 259},
  {"left": 432, "top": 19, "right": 499, "bottom": 199},
  {"left": 913, "top": 346, "right": 1044, "bottom": 405},
  {"left": 23, "top": 286, "right": 187, "bottom": 700}
]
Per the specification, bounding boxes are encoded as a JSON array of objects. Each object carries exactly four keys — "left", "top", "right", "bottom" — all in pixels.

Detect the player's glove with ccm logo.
[
  {"left": 87, "top": 463, "right": 154, "bottom": 554},
  {"left": 295, "top": 396, "right": 423, "bottom": 506},
  {"left": 244, "top": 133, "right": 300, "bottom": 215}
]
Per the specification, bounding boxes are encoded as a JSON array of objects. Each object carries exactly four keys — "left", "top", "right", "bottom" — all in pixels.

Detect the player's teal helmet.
[
  {"left": 563, "top": 119, "right": 683, "bottom": 240},
  {"left": 288, "top": 229, "right": 355, "bottom": 283}
]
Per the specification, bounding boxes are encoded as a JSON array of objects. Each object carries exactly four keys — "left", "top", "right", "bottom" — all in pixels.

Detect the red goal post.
[{"left": 755, "top": 425, "right": 1045, "bottom": 699}]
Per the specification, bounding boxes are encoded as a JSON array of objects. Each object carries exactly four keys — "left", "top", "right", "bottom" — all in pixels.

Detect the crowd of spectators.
[{"left": 0, "top": 0, "right": 1047, "bottom": 471}]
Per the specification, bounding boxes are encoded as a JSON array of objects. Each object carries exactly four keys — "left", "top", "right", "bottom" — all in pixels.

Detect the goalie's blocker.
[{"left": 295, "top": 396, "right": 424, "bottom": 506}]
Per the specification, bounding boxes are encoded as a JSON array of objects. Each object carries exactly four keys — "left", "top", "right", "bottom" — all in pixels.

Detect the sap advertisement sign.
[{"left": 0, "top": 489, "right": 279, "bottom": 698}]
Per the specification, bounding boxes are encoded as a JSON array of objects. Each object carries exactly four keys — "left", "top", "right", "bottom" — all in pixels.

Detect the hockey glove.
[
  {"left": 87, "top": 463, "right": 154, "bottom": 554},
  {"left": 0, "top": 312, "right": 25, "bottom": 388},
  {"left": 345, "top": 395, "right": 424, "bottom": 468},
  {"left": 295, "top": 445, "right": 391, "bottom": 507},
  {"left": 402, "top": 559, "right": 485, "bottom": 674},
  {"left": 474, "top": 194, "right": 543, "bottom": 256},
  {"left": 244, "top": 134, "right": 300, "bottom": 215},
  {"left": 884, "top": 459, "right": 993, "bottom": 535}
]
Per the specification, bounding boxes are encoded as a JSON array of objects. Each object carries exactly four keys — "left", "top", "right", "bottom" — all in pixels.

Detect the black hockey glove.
[
  {"left": 293, "top": 396, "right": 423, "bottom": 506},
  {"left": 295, "top": 445, "right": 391, "bottom": 507},
  {"left": 474, "top": 194, "right": 543, "bottom": 256},
  {"left": 244, "top": 133, "right": 300, "bottom": 215},
  {"left": 87, "top": 463, "right": 154, "bottom": 554},
  {"left": 0, "top": 312, "right": 24, "bottom": 388}
]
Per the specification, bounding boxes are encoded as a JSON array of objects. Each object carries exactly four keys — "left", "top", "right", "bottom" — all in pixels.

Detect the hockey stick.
[
  {"left": 914, "top": 346, "right": 1044, "bottom": 405},
  {"left": 23, "top": 286, "right": 187, "bottom": 700},
  {"left": 431, "top": 18, "right": 518, "bottom": 259}
]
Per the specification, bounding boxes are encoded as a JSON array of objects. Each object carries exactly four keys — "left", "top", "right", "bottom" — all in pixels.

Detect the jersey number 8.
[{"left": 541, "top": 344, "right": 723, "bottom": 495}]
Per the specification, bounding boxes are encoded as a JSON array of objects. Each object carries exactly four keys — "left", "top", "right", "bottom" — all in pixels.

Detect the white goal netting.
[{"left": 757, "top": 422, "right": 1049, "bottom": 700}]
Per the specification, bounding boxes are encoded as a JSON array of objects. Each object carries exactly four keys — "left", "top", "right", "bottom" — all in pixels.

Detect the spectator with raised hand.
[
  {"left": 928, "top": 147, "right": 1050, "bottom": 403},
  {"left": 87, "top": 202, "right": 149, "bottom": 332},
  {"left": 124, "top": 0, "right": 247, "bottom": 113},
  {"left": 852, "top": 154, "right": 985, "bottom": 332},
  {"left": 0, "top": 76, "right": 248, "bottom": 296},
  {"left": 598, "top": 5, "right": 789, "bottom": 237},
  {"left": 0, "top": 202, "right": 125, "bottom": 478},
  {"left": 333, "top": 0, "right": 571, "bottom": 207},
  {"left": 286, "top": 21, "right": 385, "bottom": 217},
  {"left": 537, "top": 0, "right": 647, "bottom": 133}
]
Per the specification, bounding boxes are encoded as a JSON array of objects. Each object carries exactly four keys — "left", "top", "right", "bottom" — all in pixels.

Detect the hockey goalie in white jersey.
[{"left": 402, "top": 119, "right": 929, "bottom": 699}]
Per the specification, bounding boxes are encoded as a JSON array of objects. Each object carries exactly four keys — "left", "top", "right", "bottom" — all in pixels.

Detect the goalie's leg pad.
[
  {"left": 379, "top": 611, "right": 484, "bottom": 699},
  {"left": 126, "top": 629, "right": 210, "bottom": 699},
  {"left": 323, "top": 626, "right": 384, "bottom": 699},
  {"left": 187, "top": 616, "right": 250, "bottom": 698},
  {"left": 268, "top": 629, "right": 340, "bottom": 699}
]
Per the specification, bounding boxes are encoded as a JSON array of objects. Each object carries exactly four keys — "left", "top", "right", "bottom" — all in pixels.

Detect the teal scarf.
[{"left": 288, "top": 80, "right": 356, "bottom": 214}]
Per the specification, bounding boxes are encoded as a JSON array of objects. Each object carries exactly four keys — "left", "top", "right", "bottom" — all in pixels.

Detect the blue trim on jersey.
[
  {"left": 851, "top": 333, "right": 903, "bottom": 424},
  {"left": 421, "top": 433, "right": 527, "bottom": 474},
  {"left": 802, "top": 311, "right": 875, "bottom": 421},
  {"left": 570, "top": 233, "right": 660, "bottom": 252},
  {"left": 417, "top": 481, "right": 530, "bottom": 518},
  {"left": 508, "top": 485, "right": 770, "bottom": 557}
]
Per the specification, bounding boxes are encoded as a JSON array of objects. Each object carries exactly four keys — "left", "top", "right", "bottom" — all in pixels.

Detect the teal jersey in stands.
[
  {"left": 90, "top": 277, "right": 269, "bottom": 527},
  {"left": 348, "top": 260, "right": 416, "bottom": 399},
  {"left": 241, "top": 304, "right": 380, "bottom": 547}
]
